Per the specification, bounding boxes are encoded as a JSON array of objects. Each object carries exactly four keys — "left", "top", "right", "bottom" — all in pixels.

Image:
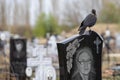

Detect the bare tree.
[
  {"left": 25, "top": 0, "right": 32, "bottom": 37},
  {"left": 13, "top": 0, "right": 18, "bottom": 26},
  {"left": 63, "top": 0, "right": 82, "bottom": 27},
  {"left": 6, "top": 0, "right": 15, "bottom": 32},
  {"left": 0, "top": 0, "right": 7, "bottom": 30},
  {"left": 25, "top": 0, "right": 30, "bottom": 26},
  {"left": 51, "top": 0, "right": 59, "bottom": 17},
  {"left": 10, "top": 0, "right": 31, "bottom": 36},
  {"left": 39, "top": 0, "right": 43, "bottom": 13}
]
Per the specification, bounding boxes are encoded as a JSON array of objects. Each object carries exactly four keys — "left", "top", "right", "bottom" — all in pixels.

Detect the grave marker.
[
  {"left": 57, "top": 30, "right": 103, "bottom": 80},
  {"left": 10, "top": 39, "right": 26, "bottom": 80}
]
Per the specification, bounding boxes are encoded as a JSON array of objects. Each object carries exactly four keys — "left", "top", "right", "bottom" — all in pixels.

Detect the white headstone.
[
  {"left": 26, "top": 43, "right": 56, "bottom": 80},
  {"left": 27, "top": 58, "right": 40, "bottom": 67},
  {"left": 48, "top": 35, "right": 58, "bottom": 55}
]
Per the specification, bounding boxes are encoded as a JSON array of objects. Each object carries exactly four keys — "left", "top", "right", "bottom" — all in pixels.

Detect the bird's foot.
[{"left": 89, "top": 29, "right": 92, "bottom": 34}]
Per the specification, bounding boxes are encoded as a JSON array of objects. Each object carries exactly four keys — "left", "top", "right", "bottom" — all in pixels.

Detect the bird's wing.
[
  {"left": 87, "top": 15, "right": 97, "bottom": 26},
  {"left": 89, "top": 16, "right": 97, "bottom": 26},
  {"left": 79, "top": 14, "right": 92, "bottom": 27},
  {"left": 83, "top": 14, "right": 97, "bottom": 26},
  {"left": 83, "top": 14, "right": 92, "bottom": 25}
]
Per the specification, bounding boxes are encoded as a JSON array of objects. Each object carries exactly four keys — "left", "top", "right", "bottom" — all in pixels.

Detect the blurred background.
[{"left": 0, "top": 0, "right": 120, "bottom": 80}]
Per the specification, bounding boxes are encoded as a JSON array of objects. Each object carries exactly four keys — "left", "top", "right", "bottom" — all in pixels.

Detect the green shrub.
[
  {"left": 99, "top": 2, "right": 120, "bottom": 23},
  {"left": 33, "top": 13, "right": 62, "bottom": 37}
]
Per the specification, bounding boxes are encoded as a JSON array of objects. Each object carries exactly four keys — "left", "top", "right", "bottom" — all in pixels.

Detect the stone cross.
[{"left": 94, "top": 37, "right": 101, "bottom": 54}]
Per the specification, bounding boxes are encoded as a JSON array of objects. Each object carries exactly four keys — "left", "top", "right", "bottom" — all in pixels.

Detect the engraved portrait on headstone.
[
  {"left": 15, "top": 40, "right": 23, "bottom": 52},
  {"left": 13, "top": 40, "right": 25, "bottom": 59},
  {"left": 71, "top": 47, "right": 95, "bottom": 80},
  {"left": 57, "top": 31, "right": 103, "bottom": 80}
]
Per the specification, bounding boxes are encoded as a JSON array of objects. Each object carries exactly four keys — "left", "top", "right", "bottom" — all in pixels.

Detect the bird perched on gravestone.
[{"left": 78, "top": 9, "right": 97, "bottom": 35}]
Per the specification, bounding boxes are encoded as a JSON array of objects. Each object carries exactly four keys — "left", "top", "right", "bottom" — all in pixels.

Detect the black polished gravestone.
[
  {"left": 10, "top": 39, "right": 27, "bottom": 80},
  {"left": 57, "top": 30, "right": 103, "bottom": 80}
]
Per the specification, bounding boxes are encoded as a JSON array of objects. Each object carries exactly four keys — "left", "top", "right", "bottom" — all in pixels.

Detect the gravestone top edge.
[
  {"left": 58, "top": 34, "right": 79, "bottom": 44},
  {"left": 10, "top": 38, "right": 27, "bottom": 40},
  {"left": 58, "top": 30, "right": 103, "bottom": 44},
  {"left": 92, "top": 31, "right": 103, "bottom": 41}
]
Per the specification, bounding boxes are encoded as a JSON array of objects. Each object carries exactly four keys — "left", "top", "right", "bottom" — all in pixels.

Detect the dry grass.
[
  {"left": 92, "top": 23, "right": 120, "bottom": 34},
  {"left": 66, "top": 23, "right": 120, "bottom": 37}
]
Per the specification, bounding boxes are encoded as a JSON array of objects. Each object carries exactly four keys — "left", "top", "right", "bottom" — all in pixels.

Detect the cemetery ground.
[
  {"left": 0, "top": 23, "right": 120, "bottom": 80},
  {"left": 1, "top": 52, "right": 120, "bottom": 80},
  {"left": 102, "top": 53, "right": 120, "bottom": 80}
]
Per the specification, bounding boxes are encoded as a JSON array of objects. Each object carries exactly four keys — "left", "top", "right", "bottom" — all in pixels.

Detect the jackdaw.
[{"left": 78, "top": 9, "right": 97, "bottom": 35}]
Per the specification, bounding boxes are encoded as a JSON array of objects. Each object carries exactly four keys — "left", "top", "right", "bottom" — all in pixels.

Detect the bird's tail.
[{"left": 79, "top": 27, "right": 86, "bottom": 35}]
